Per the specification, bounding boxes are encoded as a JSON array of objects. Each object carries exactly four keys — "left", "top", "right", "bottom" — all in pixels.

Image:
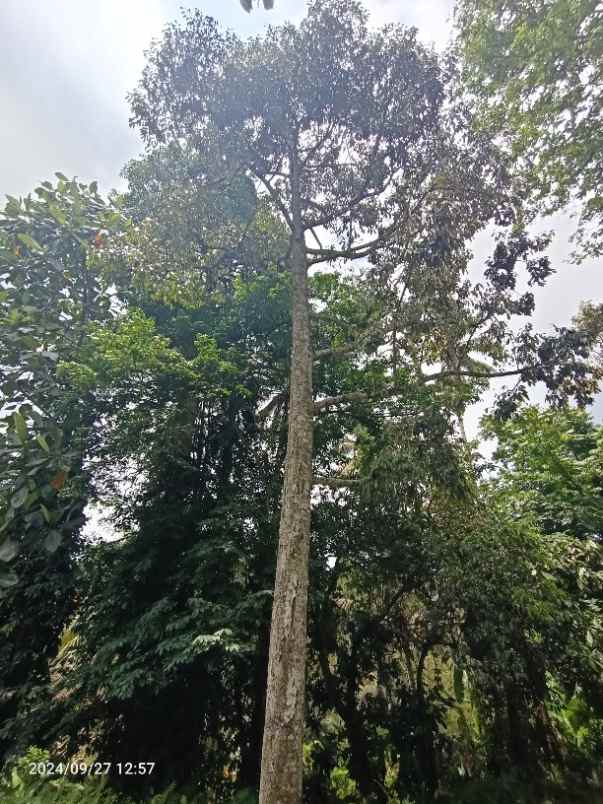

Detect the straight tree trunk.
[{"left": 259, "top": 151, "right": 313, "bottom": 804}]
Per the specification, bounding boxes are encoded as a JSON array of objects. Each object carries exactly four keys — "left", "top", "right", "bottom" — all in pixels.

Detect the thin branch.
[
  {"left": 253, "top": 171, "right": 294, "bottom": 231},
  {"left": 313, "top": 475, "right": 362, "bottom": 487},
  {"left": 422, "top": 367, "right": 526, "bottom": 383},
  {"left": 314, "top": 344, "right": 361, "bottom": 361},
  {"left": 308, "top": 227, "right": 324, "bottom": 250},
  {"left": 304, "top": 181, "right": 435, "bottom": 266},
  {"left": 257, "top": 391, "right": 287, "bottom": 422},
  {"left": 306, "top": 222, "right": 398, "bottom": 265},
  {"left": 314, "top": 391, "right": 370, "bottom": 412},
  {"left": 299, "top": 120, "right": 338, "bottom": 167}
]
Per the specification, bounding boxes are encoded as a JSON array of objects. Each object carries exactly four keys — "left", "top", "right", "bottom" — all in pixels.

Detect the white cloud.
[{"left": 0, "top": 0, "right": 164, "bottom": 196}]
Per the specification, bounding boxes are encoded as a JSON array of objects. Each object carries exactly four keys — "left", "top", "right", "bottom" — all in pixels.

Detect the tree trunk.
[{"left": 259, "top": 151, "right": 313, "bottom": 804}]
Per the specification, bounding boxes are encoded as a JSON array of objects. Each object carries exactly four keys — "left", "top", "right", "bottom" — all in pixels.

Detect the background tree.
[
  {"left": 454, "top": 0, "right": 603, "bottom": 259},
  {"left": 1, "top": 168, "right": 602, "bottom": 804},
  {"left": 483, "top": 405, "right": 603, "bottom": 538},
  {"left": 482, "top": 406, "right": 603, "bottom": 782},
  {"left": 0, "top": 179, "right": 122, "bottom": 763}
]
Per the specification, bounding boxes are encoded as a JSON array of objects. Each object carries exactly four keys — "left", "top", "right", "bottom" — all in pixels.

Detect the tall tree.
[
  {"left": 128, "top": 2, "right": 601, "bottom": 800},
  {"left": 128, "top": 3, "right": 456, "bottom": 800}
]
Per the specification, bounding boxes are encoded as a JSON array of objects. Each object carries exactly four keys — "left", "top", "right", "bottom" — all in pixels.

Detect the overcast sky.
[{"left": 1, "top": 0, "right": 601, "bottom": 437}]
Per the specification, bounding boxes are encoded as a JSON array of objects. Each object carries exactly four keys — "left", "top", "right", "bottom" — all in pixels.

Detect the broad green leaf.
[
  {"left": 10, "top": 485, "right": 29, "bottom": 509},
  {"left": 49, "top": 204, "right": 67, "bottom": 225},
  {"left": 0, "top": 537, "right": 19, "bottom": 562},
  {"left": 44, "top": 530, "right": 62, "bottom": 553},
  {"left": 13, "top": 411, "right": 28, "bottom": 445},
  {"left": 36, "top": 434, "right": 50, "bottom": 453},
  {"left": 17, "top": 232, "right": 44, "bottom": 252}
]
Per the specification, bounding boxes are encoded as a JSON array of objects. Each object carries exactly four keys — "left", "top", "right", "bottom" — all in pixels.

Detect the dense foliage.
[
  {"left": 1, "top": 1, "right": 602, "bottom": 802},
  {"left": 455, "top": 0, "right": 603, "bottom": 259}
]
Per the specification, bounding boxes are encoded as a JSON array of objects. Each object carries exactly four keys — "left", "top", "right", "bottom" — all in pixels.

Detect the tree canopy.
[{"left": 455, "top": 0, "right": 603, "bottom": 260}]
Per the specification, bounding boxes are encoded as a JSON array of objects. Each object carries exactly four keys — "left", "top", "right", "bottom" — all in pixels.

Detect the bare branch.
[{"left": 308, "top": 227, "right": 324, "bottom": 250}]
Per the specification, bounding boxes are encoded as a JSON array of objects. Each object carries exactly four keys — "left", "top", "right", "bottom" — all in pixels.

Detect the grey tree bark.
[{"left": 259, "top": 150, "right": 313, "bottom": 804}]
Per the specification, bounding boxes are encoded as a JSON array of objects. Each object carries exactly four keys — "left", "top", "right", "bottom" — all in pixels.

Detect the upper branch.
[
  {"left": 421, "top": 367, "right": 526, "bottom": 383},
  {"left": 254, "top": 172, "right": 294, "bottom": 231}
]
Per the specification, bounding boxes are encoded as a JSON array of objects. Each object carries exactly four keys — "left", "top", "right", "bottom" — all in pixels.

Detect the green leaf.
[
  {"left": 13, "top": 411, "right": 28, "bottom": 445},
  {"left": 0, "top": 537, "right": 19, "bottom": 563},
  {"left": 55, "top": 172, "right": 69, "bottom": 182},
  {"left": 49, "top": 204, "right": 67, "bottom": 225},
  {"left": 4, "top": 196, "right": 21, "bottom": 217},
  {"left": 10, "top": 485, "right": 29, "bottom": 509},
  {"left": 0, "top": 568, "right": 18, "bottom": 590},
  {"left": 27, "top": 459, "right": 49, "bottom": 477},
  {"left": 17, "top": 232, "right": 44, "bottom": 252},
  {"left": 44, "top": 530, "right": 62, "bottom": 553},
  {"left": 36, "top": 434, "right": 50, "bottom": 453}
]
